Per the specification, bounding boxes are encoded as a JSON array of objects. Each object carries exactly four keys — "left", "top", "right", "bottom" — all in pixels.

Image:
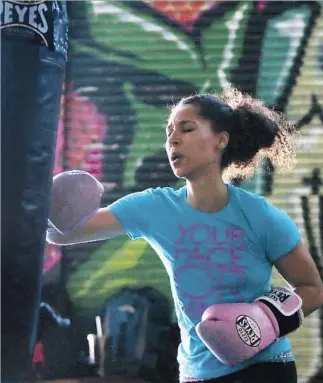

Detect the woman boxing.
[{"left": 47, "top": 87, "right": 323, "bottom": 383}]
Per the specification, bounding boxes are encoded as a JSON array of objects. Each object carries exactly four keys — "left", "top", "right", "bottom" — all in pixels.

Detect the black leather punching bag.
[{"left": 1, "top": 1, "right": 68, "bottom": 381}]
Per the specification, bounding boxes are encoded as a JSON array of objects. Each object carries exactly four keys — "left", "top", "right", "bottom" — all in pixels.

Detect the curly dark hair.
[{"left": 177, "top": 86, "right": 299, "bottom": 182}]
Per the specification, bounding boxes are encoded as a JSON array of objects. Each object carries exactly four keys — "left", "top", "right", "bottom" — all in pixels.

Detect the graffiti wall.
[{"left": 49, "top": 1, "right": 323, "bottom": 382}]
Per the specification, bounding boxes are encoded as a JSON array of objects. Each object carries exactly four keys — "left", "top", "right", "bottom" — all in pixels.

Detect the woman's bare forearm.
[
  {"left": 46, "top": 207, "right": 124, "bottom": 245},
  {"left": 294, "top": 284, "right": 323, "bottom": 317}
]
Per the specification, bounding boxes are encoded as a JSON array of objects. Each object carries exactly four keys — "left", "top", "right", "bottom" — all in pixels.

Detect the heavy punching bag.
[{"left": 1, "top": 1, "right": 68, "bottom": 381}]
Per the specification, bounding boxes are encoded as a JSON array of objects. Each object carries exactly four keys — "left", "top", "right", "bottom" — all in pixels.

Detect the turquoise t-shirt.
[{"left": 108, "top": 184, "right": 301, "bottom": 381}]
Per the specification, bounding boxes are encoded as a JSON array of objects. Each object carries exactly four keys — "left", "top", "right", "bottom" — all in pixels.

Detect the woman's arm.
[
  {"left": 47, "top": 170, "right": 155, "bottom": 246},
  {"left": 274, "top": 241, "right": 323, "bottom": 317},
  {"left": 46, "top": 207, "right": 124, "bottom": 245}
]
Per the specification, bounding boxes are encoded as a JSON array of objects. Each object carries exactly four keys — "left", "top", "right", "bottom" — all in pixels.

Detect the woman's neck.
[{"left": 186, "top": 174, "right": 229, "bottom": 213}]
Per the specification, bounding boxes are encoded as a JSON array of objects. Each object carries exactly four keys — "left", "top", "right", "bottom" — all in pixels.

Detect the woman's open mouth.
[{"left": 170, "top": 153, "right": 183, "bottom": 166}]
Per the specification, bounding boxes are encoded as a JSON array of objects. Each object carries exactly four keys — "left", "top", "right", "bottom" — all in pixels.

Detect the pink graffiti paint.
[
  {"left": 65, "top": 91, "right": 108, "bottom": 181},
  {"left": 257, "top": 1, "right": 267, "bottom": 11}
]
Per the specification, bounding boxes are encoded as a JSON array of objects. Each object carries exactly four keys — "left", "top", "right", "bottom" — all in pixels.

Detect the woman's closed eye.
[
  {"left": 182, "top": 127, "right": 194, "bottom": 133},
  {"left": 165, "top": 122, "right": 195, "bottom": 138},
  {"left": 166, "top": 128, "right": 193, "bottom": 139}
]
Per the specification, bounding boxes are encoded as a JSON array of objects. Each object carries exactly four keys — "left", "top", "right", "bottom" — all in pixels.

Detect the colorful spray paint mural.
[{"left": 48, "top": 1, "right": 322, "bottom": 382}]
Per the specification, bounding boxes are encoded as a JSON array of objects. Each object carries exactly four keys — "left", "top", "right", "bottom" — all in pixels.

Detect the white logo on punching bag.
[{"left": 1, "top": 0, "right": 50, "bottom": 46}]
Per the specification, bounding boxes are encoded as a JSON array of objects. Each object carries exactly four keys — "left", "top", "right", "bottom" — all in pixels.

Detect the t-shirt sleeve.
[
  {"left": 108, "top": 188, "right": 155, "bottom": 240},
  {"left": 263, "top": 201, "right": 302, "bottom": 263}
]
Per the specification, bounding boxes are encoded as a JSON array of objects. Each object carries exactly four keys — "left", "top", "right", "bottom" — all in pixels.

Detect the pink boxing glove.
[
  {"left": 48, "top": 170, "right": 104, "bottom": 234},
  {"left": 196, "top": 287, "right": 303, "bottom": 366}
]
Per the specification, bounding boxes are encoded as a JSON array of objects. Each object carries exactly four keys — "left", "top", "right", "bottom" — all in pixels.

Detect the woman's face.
[{"left": 165, "top": 103, "right": 226, "bottom": 180}]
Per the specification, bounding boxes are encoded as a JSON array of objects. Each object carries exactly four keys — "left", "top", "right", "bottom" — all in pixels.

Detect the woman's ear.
[{"left": 217, "top": 131, "right": 229, "bottom": 150}]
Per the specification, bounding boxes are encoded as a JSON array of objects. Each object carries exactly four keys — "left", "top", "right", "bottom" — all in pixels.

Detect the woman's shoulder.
[
  {"left": 229, "top": 184, "right": 272, "bottom": 213},
  {"left": 229, "top": 184, "right": 266, "bottom": 203},
  {"left": 229, "top": 184, "right": 291, "bottom": 226}
]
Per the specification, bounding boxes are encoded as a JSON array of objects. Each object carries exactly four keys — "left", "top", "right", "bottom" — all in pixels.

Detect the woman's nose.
[{"left": 169, "top": 132, "right": 181, "bottom": 146}]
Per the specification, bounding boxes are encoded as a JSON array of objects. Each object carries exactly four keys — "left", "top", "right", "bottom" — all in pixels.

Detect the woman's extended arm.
[{"left": 47, "top": 207, "right": 124, "bottom": 245}]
